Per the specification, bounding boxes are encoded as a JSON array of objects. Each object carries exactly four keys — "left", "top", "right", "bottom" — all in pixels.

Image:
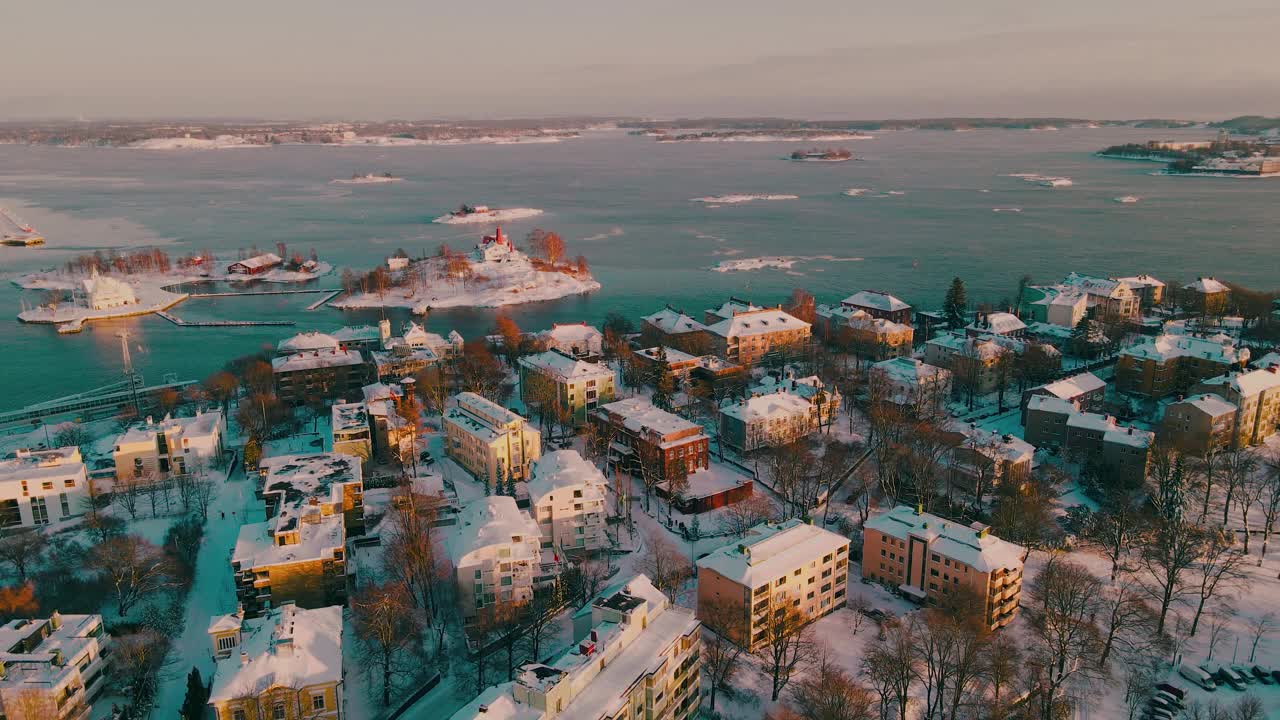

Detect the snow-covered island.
[
  {"left": 788, "top": 147, "right": 854, "bottom": 162},
  {"left": 1008, "top": 172, "right": 1074, "bottom": 187},
  {"left": 690, "top": 194, "right": 799, "bottom": 205},
  {"left": 432, "top": 204, "right": 545, "bottom": 225},
  {"left": 331, "top": 227, "right": 599, "bottom": 313},
  {"left": 331, "top": 172, "right": 402, "bottom": 185}
]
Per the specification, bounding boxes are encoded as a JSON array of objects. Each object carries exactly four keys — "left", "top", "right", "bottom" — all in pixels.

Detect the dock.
[
  {"left": 305, "top": 289, "right": 343, "bottom": 311},
  {"left": 154, "top": 311, "right": 294, "bottom": 327},
  {"left": 186, "top": 288, "right": 340, "bottom": 298}
]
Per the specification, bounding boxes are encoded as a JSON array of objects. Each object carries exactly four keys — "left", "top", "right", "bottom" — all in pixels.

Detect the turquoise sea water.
[{"left": 0, "top": 127, "right": 1275, "bottom": 410}]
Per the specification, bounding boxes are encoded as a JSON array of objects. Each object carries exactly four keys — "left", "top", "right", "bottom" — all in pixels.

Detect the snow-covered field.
[
  {"left": 690, "top": 194, "right": 799, "bottom": 205},
  {"left": 431, "top": 208, "right": 544, "bottom": 225}
]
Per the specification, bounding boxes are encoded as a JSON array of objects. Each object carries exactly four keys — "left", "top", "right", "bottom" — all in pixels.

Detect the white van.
[{"left": 1179, "top": 663, "right": 1217, "bottom": 691}]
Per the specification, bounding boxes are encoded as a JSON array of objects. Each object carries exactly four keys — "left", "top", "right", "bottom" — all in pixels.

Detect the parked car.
[
  {"left": 1249, "top": 666, "right": 1275, "bottom": 685},
  {"left": 1152, "top": 690, "right": 1183, "bottom": 709},
  {"left": 1210, "top": 666, "right": 1245, "bottom": 691},
  {"left": 419, "top": 450, "right": 435, "bottom": 464},
  {"left": 1155, "top": 683, "right": 1186, "bottom": 701},
  {"left": 1143, "top": 708, "right": 1174, "bottom": 720},
  {"left": 860, "top": 608, "right": 889, "bottom": 622},
  {"left": 1178, "top": 664, "right": 1216, "bottom": 691},
  {"left": 1229, "top": 665, "right": 1255, "bottom": 684}
]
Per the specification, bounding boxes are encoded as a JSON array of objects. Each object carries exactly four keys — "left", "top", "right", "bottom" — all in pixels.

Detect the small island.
[
  {"left": 432, "top": 203, "right": 544, "bottom": 225},
  {"left": 331, "top": 172, "right": 402, "bottom": 185},
  {"left": 331, "top": 226, "right": 599, "bottom": 313},
  {"left": 788, "top": 147, "right": 854, "bottom": 162},
  {"left": 1097, "top": 130, "right": 1280, "bottom": 177}
]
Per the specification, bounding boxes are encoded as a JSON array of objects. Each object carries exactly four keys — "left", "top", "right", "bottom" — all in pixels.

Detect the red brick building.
[{"left": 592, "top": 397, "right": 710, "bottom": 480}]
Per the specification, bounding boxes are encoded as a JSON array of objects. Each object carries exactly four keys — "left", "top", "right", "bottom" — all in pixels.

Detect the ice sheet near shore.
[
  {"left": 711, "top": 255, "right": 863, "bottom": 273},
  {"left": 432, "top": 208, "right": 544, "bottom": 225},
  {"left": 127, "top": 135, "right": 267, "bottom": 151},
  {"left": 690, "top": 194, "right": 799, "bottom": 205},
  {"left": 15, "top": 259, "right": 332, "bottom": 293},
  {"left": 330, "top": 176, "right": 402, "bottom": 185},
  {"left": 330, "top": 254, "right": 599, "bottom": 312}
]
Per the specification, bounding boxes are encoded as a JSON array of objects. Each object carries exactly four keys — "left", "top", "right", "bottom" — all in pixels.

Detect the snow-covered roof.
[
  {"left": 1062, "top": 272, "right": 1130, "bottom": 299},
  {"left": 751, "top": 374, "right": 833, "bottom": 402},
  {"left": 1177, "top": 393, "right": 1238, "bottom": 417},
  {"left": 707, "top": 297, "right": 763, "bottom": 321},
  {"left": 1250, "top": 352, "right": 1280, "bottom": 370},
  {"left": 526, "top": 450, "right": 607, "bottom": 508},
  {"left": 1121, "top": 334, "right": 1247, "bottom": 365},
  {"left": 633, "top": 345, "right": 698, "bottom": 365},
  {"left": 696, "top": 519, "right": 848, "bottom": 588},
  {"left": 966, "top": 312, "right": 1026, "bottom": 335},
  {"left": 0, "top": 448, "right": 88, "bottom": 487},
  {"left": 448, "top": 683, "right": 542, "bottom": 720},
  {"left": 271, "top": 347, "right": 365, "bottom": 373},
  {"left": 865, "top": 505, "right": 1024, "bottom": 573},
  {"left": 540, "top": 322, "right": 602, "bottom": 345},
  {"left": 927, "top": 332, "right": 1007, "bottom": 360},
  {"left": 114, "top": 409, "right": 223, "bottom": 447},
  {"left": 331, "top": 402, "right": 368, "bottom": 433},
  {"left": 1115, "top": 274, "right": 1165, "bottom": 290},
  {"left": 1037, "top": 372, "right": 1106, "bottom": 400},
  {"left": 1025, "top": 394, "right": 1079, "bottom": 415},
  {"left": 228, "top": 252, "right": 283, "bottom": 270},
  {"left": 947, "top": 422, "right": 1035, "bottom": 465},
  {"left": 1184, "top": 277, "right": 1229, "bottom": 294},
  {"left": 448, "top": 496, "right": 541, "bottom": 566},
  {"left": 872, "top": 357, "right": 950, "bottom": 387},
  {"left": 704, "top": 308, "right": 809, "bottom": 338},
  {"left": 208, "top": 605, "right": 342, "bottom": 703},
  {"left": 841, "top": 290, "right": 910, "bottom": 313},
  {"left": 599, "top": 397, "right": 705, "bottom": 438},
  {"left": 256, "top": 452, "right": 362, "bottom": 534},
  {"left": 518, "top": 350, "right": 614, "bottom": 382},
  {"left": 1199, "top": 367, "right": 1280, "bottom": 398},
  {"left": 0, "top": 614, "right": 103, "bottom": 689},
  {"left": 642, "top": 307, "right": 706, "bottom": 334},
  {"left": 1063, "top": 411, "right": 1153, "bottom": 448},
  {"left": 331, "top": 325, "right": 382, "bottom": 343},
  {"left": 277, "top": 331, "right": 341, "bottom": 353},
  {"left": 361, "top": 382, "right": 404, "bottom": 404},
  {"left": 719, "top": 389, "right": 813, "bottom": 423}
]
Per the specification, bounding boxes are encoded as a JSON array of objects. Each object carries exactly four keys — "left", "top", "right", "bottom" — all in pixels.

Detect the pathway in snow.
[{"left": 152, "top": 463, "right": 262, "bottom": 718}]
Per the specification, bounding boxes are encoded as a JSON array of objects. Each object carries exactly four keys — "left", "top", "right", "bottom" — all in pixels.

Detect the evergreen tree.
[
  {"left": 651, "top": 347, "right": 675, "bottom": 410},
  {"left": 1071, "top": 315, "right": 1094, "bottom": 356},
  {"left": 506, "top": 467, "right": 518, "bottom": 497},
  {"left": 484, "top": 472, "right": 492, "bottom": 496},
  {"left": 179, "top": 667, "right": 208, "bottom": 720},
  {"left": 943, "top": 276, "right": 968, "bottom": 329}
]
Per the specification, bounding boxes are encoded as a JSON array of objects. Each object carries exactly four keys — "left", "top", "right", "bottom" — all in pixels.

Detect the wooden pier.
[
  {"left": 186, "top": 288, "right": 340, "bottom": 298},
  {"left": 305, "top": 289, "right": 343, "bottom": 311},
  {"left": 154, "top": 311, "right": 294, "bottom": 327}
]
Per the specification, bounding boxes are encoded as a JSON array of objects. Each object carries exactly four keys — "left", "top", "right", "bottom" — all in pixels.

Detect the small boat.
[{"left": 1114, "top": 195, "right": 1140, "bottom": 204}]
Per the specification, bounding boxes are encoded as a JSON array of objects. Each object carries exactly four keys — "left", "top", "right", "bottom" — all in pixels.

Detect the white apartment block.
[
  {"left": 112, "top": 409, "right": 225, "bottom": 483},
  {"left": 447, "top": 496, "right": 545, "bottom": 618},
  {"left": 0, "top": 613, "right": 110, "bottom": 720},
  {"left": 0, "top": 447, "right": 89, "bottom": 528},
  {"left": 526, "top": 450, "right": 609, "bottom": 555},
  {"left": 450, "top": 574, "right": 702, "bottom": 720},
  {"left": 696, "top": 519, "right": 850, "bottom": 650},
  {"left": 444, "top": 392, "right": 542, "bottom": 485}
]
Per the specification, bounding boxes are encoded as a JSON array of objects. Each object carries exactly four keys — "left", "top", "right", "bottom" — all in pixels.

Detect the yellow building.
[
  {"left": 207, "top": 604, "right": 342, "bottom": 720},
  {"left": 518, "top": 350, "right": 617, "bottom": 426},
  {"left": 1191, "top": 366, "right": 1280, "bottom": 447},
  {"left": 696, "top": 519, "right": 850, "bottom": 650},
  {"left": 444, "top": 392, "right": 542, "bottom": 485}
]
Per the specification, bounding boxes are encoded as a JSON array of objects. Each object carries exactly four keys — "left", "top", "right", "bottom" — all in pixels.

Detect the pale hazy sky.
[{"left": 4, "top": 0, "right": 1278, "bottom": 120}]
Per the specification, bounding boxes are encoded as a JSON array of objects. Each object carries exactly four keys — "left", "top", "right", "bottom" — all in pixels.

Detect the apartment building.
[
  {"left": 1020, "top": 372, "right": 1106, "bottom": 425},
  {"left": 1061, "top": 272, "right": 1140, "bottom": 320},
  {"left": 840, "top": 289, "right": 913, "bottom": 325},
  {"left": 330, "top": 402, "right": 372, "bottom": 463},
  {"left": 112, "top": 409, "right": 225, "bottom": 483},
  {"left": 869, "top": 357, "right": 953, "bottom": 416},
  {"left": 444, "top": 392, "right": 542, "bottom": 485},
  {"left": 718, "top": 387, "right": 820, "bottom": 453},
  {"left": 1183, "top": 277, "right": 1231, "bottom": 316},
  {"left": 1114, "top": 274, "right": 1166, "bottom": 307},
  {"left": 640, "top": 307, "right": 709, "bottom": 354},
  {"left": 816, "top": 304, "right": 913, "bottom": 360},
  {"left": 630, "top": 345, "right": 701, "bottom": 384},
  {"left": 231, "top": 453, "right": 364, "bottom": 617},
  {"left": 1161, "top": 394, "right": 1239, "bottom": 454},
  {"left": 1023, "top": 396, "right": 1153, "bottom": 484},
  {"left": 447, "top": 496, "right": 545, "bottom": 619},
  {"left": 0, "top": 447, "right": 89, "bottom": 528},
  {"left": 519, "top": 350, "right": 617, "bottom": 425},
  {"left": 863, "top": 505, "right": 1025, "bottom": 629},
  {"left": 1115, "top": 334, "right": 1248, "bottom": 398},
  {"left": 450, "top": 574, "right": 702, "bottom": 720},
  {"left": 272, "top": 347, "right": 370, "bottom": 406},
  {"left": 703, "top": 307, "right": 811, "bottom": 366},
  {"left": 206, "top": 605, "right": 342, "bottom": 720},
  {"left": 0, "top": 613, "right": 110, "bottom": 720},
  {"left": 696, "top": 519, "right": 850, "bottom": 650},
  {"left": 538, "top": 322, "right": 603, "bottom": 360},
  {"left": 1191, "top": 366, "right": 1280, "bottom": 446},
  {"left": 526, "top": 450, "right": 609, "bottom": 554},
  {"left": 593, "top": 397, "right": 710, "bottom": 481},
  {"left": 924, "top": 333, "right": 1011, "bottom": 395},
  {"left": 943, "top": 423, "right": 1035, "bottom": 493}
]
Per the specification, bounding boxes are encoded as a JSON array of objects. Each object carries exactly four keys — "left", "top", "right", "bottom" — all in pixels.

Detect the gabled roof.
[
  {"left": 448, "top": 496, "right": 541, "bottom": 566},
  {"left": 526, "top": 450, "right": 607, "bottom": 507},
  {"left": 696, "top": 519, "right": 848, "bottom": 587},
  {"left": 1038, "top": 372, "right": 1106, "bottom": 400},
  {"left": 1176, "top": 393, "right": 1238, "bottom": 417},
  {"left": 208, "top": 605, "right": 342, "bottom": 702},
  {"left": 865, "top": 505, "right": 1024, "bottom": 573},
  {"left": 519, "top": 350, "right": 614, "bottom": 382},
  {"left": 1184, "top": 277, "right": 1229, "bottom": 294},
  {"left": 841, "top": 290, "right": 910, "bottom": 312},
  {"left": 642, "top": 307, "right": 707, "bottom": 335},
  {"left": 704, "top": 309, "right": 809, "bottom": 338}
]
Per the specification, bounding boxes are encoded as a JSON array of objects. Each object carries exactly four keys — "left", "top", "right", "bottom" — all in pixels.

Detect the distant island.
[
  {"left": 331, "top": 172, "right": 402, "bottom": 185},
  {"left": 788, "top": 148, "right": 853, "bottom": 162},
  {"left": 1098, "top": 130, "right": 1280, "bottom": 177}
]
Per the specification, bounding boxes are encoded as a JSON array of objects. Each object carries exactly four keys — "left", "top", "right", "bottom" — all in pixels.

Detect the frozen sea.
[{"left": 0, "top": 127, "right": 1275, "bottom": 410}]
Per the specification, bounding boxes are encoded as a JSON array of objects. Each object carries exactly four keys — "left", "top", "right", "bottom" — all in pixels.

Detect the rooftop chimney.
[{"left": 240, "top": 651, "right": 249, "bottom": 667}]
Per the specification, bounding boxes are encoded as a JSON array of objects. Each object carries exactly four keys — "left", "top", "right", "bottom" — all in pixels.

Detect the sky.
[{"left": 4, "top": 0, "right": 1278, "bottom": 120}]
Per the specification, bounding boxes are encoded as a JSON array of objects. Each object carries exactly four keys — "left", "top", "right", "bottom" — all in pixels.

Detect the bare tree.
[
  {"left": 638, "top": 536, "right": 691, "bottom": 602},
  {"left": 383, "top": 488, "right": 442, "bottom": 619},
  {"left": 112, "top": 472, "right": 148, "bottom": 520},
  {"left": 1023, "top": 555, "right": 1105, "bottom": 720},
  {"left": 351, "top": 581, "right": 425, "bottom": 707},
  {"left": 111, "top": 629, "right": 171, "bottom": 716},
  {"left": 717, "top": 494, "right": 777, "bottom": 538},
  {"left": 787, "top": 650, "right": 877, "bottom": 720},
  {"left": 191, "top": 478, "right": 216, "bottom": 518},
  {"left": 1083, "top": 488, "right": 1145, "bottom": 582},
  {"left": 863, "top": 617, "right": 919, "bottom": 720},
  {"left": 700, "top": 597, "right": 747, "bottom": 711},
  {"left": 1257, "top": 454, "right": 1280, "bottom": 563},
  {"left": 1138, "top": 517, "right": 1207, "bottom": 634},
  {"left": 87, "top": 535, "right": 178, "bottom": 616},
  {"left": 0, "top": 530, "right": 47, "bottom": 583},
  {"left": 1205, "top": 604, "right": 1234, "bottom": 662},
  {"left": 1096, "top": 576, "right": 1163, "bottom": 668},
  {"left": 1188, "top": 529, "right": 1247, "bottom": 636},
  {"left": 982, "top": 631, "right": 1023, "bottom": 713},
  {"left": 754, "top": 605, "right": 817, "bottom": 701},
  {"left": 1219, "top": 448, "right": 1258, "bottom": 526},
  {"left": 1248, "top": 611, "right": 1275, "bottom": 663}
]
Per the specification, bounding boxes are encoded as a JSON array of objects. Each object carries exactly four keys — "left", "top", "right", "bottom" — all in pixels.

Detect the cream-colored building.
[
  {"left": 207, "top": 604, "right": 342, "bottom": 720},
  {"left": 816, "top": 304, "right": 913, "bottom": 360},
  {"left": 696, "top": 519, "right": 850, "bottom": 650},
  {"left": 444, "top": 392, "right": 542, "bottom": 485},
  {"left": 449, "top": 574, "right": 701, "bottom": 720},
  {"left": 1162, "top": 394, "right": 1239, "bottom": 454},
  {"left": 526, "top": 450, "right": 609, "bottom": 555},
  {"left": 863, "top": 505, "right": 1024, "bottom": 629},
  {"left": 0, "top": 447, "right": 89, "bottom": 527},
  {"left": 112, "top": 409, "right": 225, "bottom": 483},
  {"left": 447, "top": 496, "right": 546, "bottom": 619},
  {"left": 1191, "top": 366, "right": 1280, "bottom": 447},
  {"left": 0, "top": 613, "right": 110, "bottom": 720},
  {"left": 518, "top": 350, "right": 617, "bottom": 426},
  {"left": 330, "top": 402, "right": 372, "bottom": 463},
  {"left": 79, "top": 270, "right": 136, "bottom": 310}
]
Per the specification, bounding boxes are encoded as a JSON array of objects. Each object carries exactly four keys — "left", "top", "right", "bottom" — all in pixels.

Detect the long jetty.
[
  {"left": 155, "top": 311, "right": 294, "bottom": 327},
  {"left": 305, "top": 289, "right": 343, "bottom": 311},
  {"left": 186, "top": 287, "right": 340, "bottom": 298}
]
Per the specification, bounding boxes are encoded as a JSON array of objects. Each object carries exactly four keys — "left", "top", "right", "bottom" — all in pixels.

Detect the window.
[
  {"left": 501, "top": 576, "right": 513, "bottom": 586},
  {"left": 475, "top": 569, "right": 483, "bottom": 579},
  {"left": 59, "top": 493, "right": 71, "bottom": 519},
  {"left": 232, "top": 710, "right": 246, "bottom": 720},
  {"left": 273, "top": 704, "right": 286, "bottom": 720},
  {"left": 217, "top": 636, "right": 237, "bottom": 651},
  {"left": 64, "top": 478, "right": 76, "bottom": 488},
  {"left": 312, "top": 693, "right": 326, "bottom": 711},
  {"left": 30, "top": 497, "right": 49, "bottom": 525},
  {"left": 0, "top": 500, "right": 21, "bottom": 528},
  {"left": 41, "top": 481, "right": 54, "bottom": 491}
]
